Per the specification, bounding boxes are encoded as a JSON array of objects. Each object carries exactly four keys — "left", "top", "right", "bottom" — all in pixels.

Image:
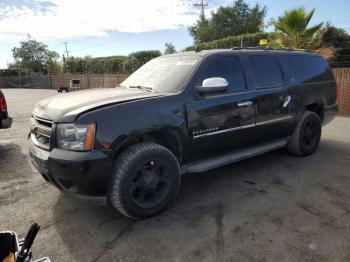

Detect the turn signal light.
[{"left": 84, "top": 123, "right": 95, "bottom": 150}]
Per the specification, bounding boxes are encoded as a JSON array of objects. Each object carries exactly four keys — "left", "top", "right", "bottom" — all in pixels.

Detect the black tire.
[
  {"left": 108, "top": 142, "right": 181, "bottom": 219},
  {"left": 287, "top": 111, "right": 322, "bottom": 156}
]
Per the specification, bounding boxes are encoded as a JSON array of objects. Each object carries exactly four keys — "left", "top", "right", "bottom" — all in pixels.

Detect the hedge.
[{"left": 184, "top": 32, "right": 278, "bottom": 51}]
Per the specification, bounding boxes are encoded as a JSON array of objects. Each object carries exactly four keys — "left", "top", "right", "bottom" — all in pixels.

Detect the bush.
[
  {"left": 184, "top": 32, "right": 278, "bottom": 51},
  {"left": 128, "top": 50, "right": 162, "bottom": 72},
  {"left": 64, "top": 56, "right": 127, "bottom": 74},
  {"left": 63, "top": 50, "right": 162, "bottom": 74}
]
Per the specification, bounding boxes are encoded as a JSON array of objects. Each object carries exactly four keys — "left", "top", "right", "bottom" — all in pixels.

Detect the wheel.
[
  {"left": 287, "top": 111, "right": 322, "bottom": 156},
  {"left": 108, "top": 142, "right": 181, "bottom": 219}
]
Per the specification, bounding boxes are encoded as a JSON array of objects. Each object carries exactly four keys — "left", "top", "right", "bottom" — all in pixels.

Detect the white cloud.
[
  {"left": 0, "top": 58, "right": 10, "bottom": 68},
  {"left": 0, "top": 0, "right": 201, "bottom": 40}
]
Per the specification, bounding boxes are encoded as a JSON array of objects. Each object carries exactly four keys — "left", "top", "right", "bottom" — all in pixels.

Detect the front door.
[{"left": 187, "top": 54, "right": 256, "bottom": 161}]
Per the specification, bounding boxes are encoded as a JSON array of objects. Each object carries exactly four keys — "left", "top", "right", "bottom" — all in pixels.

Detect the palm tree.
[{"left": 274, "top": 8, "right": 323, "bottom": 49}]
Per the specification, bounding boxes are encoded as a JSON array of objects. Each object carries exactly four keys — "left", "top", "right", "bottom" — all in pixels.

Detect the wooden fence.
[
  {"left": 332, "top": 68, "right": 350, "bottom": 115},
  {"left": 1, "top": 69, "right": 350, "bottom": 115},
  {"left": 50, "top": 74, "right": 130, "bottom": 90}
]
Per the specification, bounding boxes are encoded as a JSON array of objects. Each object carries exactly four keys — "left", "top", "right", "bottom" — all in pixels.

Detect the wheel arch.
[
  {"left": 112, "top": 128, "right": 185, "bottom": 164},
  {"left": 304, "top": 101, "right": 325, "bottom": 123}
]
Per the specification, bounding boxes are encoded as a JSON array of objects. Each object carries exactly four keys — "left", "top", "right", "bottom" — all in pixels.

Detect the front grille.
[{"left": 30, "top": 116, "right": 53, "bottom": 150}]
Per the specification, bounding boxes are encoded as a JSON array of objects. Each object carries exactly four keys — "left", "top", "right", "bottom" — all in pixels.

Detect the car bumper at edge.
[
  {"left": 1, "top": 117, "right": 12, "bottom": 129},
  {"left": 29, "top": 140, "right": 114, "bottom": 203}
]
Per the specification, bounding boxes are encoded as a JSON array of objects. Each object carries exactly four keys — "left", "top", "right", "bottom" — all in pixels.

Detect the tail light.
[
  {"left": 0, "top": 91, "right": 7, "bottom": 111},
  {"left": 0, "top": 91, "right": 8, "bottom": 121}
]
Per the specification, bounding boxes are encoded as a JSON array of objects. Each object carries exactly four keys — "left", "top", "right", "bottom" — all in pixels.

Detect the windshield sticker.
[{"left": 176, "top": 60, "right": 197, "bottom": 66}]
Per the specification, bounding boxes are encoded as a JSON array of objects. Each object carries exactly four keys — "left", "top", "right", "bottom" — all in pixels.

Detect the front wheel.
[
  {"left": 108, "top": 143, "right": 181, "bottom": 219},
  {"left": 287, "top": 111, "right": 322, "bottom": 156}
]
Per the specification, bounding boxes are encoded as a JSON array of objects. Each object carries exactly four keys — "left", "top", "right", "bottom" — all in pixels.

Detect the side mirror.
[{"left": 195, "top": 77, "right": 229, "bottom": 95}]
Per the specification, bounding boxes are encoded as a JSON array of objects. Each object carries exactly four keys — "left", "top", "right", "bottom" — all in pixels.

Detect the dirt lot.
[{"left": 1, "top": 88, "right": 350, "bottom": 262}]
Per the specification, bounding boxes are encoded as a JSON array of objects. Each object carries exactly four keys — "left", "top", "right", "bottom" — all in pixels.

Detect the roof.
[{"left": 164, "top": 47, "right": 319, "bottom": 58}]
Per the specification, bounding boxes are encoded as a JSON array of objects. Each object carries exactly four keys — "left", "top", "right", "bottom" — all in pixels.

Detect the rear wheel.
[
  {"left": 108, "top": 143, "right": 181, "bottom": 219},
  {"left": 287, "top": 111, "right": 322, "bottom": 156}
]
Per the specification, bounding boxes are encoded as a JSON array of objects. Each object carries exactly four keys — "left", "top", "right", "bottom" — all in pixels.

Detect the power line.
[
  {"left": 66, "top": 28, "right": 171, "bottom": 55},
  {"left": 71, "top": 30, "right": 168, "bottom": 56},
  {"left": 69, "top": 33, "right": 140, "bottom": 53}
]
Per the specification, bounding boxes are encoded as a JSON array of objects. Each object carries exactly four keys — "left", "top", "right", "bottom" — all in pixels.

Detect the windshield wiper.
[{"left": 128, "top": 85, "right": 154, "bottom": 92}]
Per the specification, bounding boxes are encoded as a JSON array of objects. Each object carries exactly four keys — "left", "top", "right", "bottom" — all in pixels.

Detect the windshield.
[{"left": 120, "top": 56, "right": 200, "bottom": 93}]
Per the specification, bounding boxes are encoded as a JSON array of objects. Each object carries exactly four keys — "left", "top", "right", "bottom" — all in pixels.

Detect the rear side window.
[
  {"left": 249, "top": 55, "right": 284, "bottom": 89},
  {"left": 284, "top": 55, "right": 331, "bottom": 83},
  {"left": 195, "top": 55, "right": 246, "bottom": 93}
]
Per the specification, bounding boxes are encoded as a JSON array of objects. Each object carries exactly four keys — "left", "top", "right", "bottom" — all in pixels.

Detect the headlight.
[{"left": 56, "top": 123, "right": 95, "bottom": 151}]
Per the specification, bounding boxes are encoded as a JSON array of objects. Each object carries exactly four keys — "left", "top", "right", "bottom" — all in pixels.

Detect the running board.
[{"left": 181, "top": 138, "right": 288, "bottom": 174}]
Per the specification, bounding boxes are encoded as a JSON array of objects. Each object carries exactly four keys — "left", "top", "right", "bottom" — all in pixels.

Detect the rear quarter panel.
[{"left": 279, "top": 53, "right": 337, "bottom": 123}]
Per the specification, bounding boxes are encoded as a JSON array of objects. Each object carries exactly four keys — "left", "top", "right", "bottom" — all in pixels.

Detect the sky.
[{"left": 0, "top": 0, "right": 350, "bottom": 68}]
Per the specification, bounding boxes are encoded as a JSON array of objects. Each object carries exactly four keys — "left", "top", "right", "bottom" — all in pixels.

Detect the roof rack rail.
[{"left": 231, "top": 46, "right": 310, "bottom": 52}]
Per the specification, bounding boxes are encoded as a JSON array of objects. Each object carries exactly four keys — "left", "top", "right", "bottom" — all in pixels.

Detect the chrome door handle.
[
  {"left": 237, "top": 101, "right": 253, "bottom": 107},
  {"left": 283, "top": 95, "right": 291, "bottom": 108}
]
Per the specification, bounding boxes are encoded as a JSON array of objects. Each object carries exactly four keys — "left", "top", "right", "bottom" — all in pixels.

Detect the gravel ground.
[{"left": 1, "top": 88, "right": 350, "bottom": 262}]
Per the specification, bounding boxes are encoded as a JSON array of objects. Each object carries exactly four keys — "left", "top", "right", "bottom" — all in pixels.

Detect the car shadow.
[
  {"left": 51, "top": 138, "right": 350, "bottom": 262},
  {"left": 0, "top": 142, "right": 41, "bottom": 207},
  {"left": 0, "top": 143, "right": 32, "bottom": 183}
]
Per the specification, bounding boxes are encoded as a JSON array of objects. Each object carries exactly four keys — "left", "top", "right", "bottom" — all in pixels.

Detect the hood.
[{"left": 33, "top": 88, "right": 160, "bottom": 122}]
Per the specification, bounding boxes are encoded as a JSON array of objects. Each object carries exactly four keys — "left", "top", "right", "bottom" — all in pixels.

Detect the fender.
[{"left": 76, "top": 93, "right": 190, "bottom": 163}]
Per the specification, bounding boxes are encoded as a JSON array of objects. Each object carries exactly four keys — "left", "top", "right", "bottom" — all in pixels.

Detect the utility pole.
[
  {"left": 131, "top": 54, "right": 134, "bottom": 72},
  {"left": 194, "top": 0, "right": 208, "bottom": 18},
  {"left": 63, "top": 42, "right": 69, "bottom": 58}
]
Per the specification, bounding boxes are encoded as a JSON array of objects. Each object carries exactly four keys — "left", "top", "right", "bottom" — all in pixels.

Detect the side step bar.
[{"left": 181, "top": 138, "right": 289, "bottom": 174}]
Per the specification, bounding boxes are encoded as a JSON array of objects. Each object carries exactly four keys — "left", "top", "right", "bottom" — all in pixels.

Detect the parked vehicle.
[
  {"left": 29, "top": 48, "right": 338, "bottom": 219},
  {"left": 58, "top": 79, "right": 81, "bottom": 93},
  {"left": 0, "top": 89, "right": 12, "bottom": 129}
]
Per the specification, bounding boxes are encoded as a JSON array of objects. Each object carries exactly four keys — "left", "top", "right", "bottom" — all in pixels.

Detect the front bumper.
[
  {"left": 29, "top": 140, "right": 114, "bottom": 201},
  {"left": 1, "top": 117, "right": 12, "bottom": 129}
]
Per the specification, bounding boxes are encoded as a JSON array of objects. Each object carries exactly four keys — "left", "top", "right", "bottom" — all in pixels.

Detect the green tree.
[
  {"left": 164, "top": 42, "right": 177, "bottom": 55},
  {"left": 188, "top": 15, "right": 214, "bottom": 44},
  {"left": 188, "top": 0, "right": 267, "bottom": 43},
  {"left": 12, "top": 35, "right": 60, "bottom": 74},
  {"left": 273, "top": 7, "right": 323, "bottom": 49}
]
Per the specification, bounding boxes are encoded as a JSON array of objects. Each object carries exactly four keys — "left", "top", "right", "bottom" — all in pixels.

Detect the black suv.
[{"left": 29, "top": 48, "right": 338, "bottom": 219}]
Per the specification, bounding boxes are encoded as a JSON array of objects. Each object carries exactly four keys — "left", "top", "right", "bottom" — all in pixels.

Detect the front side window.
[
  {"left": 249, "top": 55, "right": 284, "bottom": 89},
  {"left": 195, "top": 55, "right": 247, "bottom": 93}
]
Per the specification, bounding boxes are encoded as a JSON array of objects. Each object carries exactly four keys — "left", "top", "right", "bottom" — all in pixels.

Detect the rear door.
[
  {"left": 246, "top": 54, "right": 294, "bottom": 142},
  {"left": 187, "top": 53, "right": 256, "bottom": 161}
]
